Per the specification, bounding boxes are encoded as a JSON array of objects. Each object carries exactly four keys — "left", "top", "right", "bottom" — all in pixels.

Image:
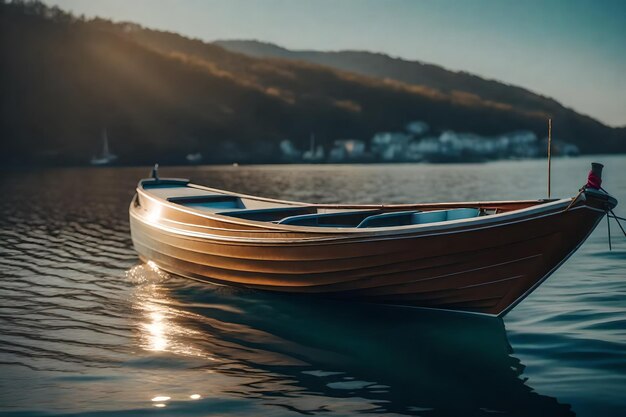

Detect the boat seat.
[
  {"left": 279, "top": 210, "right": 382, "bottom": 227},
  {"left": 358, "top": 208, "right": 481, "bottom": 228},
  {"left": 219, "top": 206, "right": 317, "bottom": 222},
  {"left": 357, "top": 211, "right": 419, "bottom": 228},
  {"left": 411, "top": 210, "right": 448, "bottom": 224},
  {"left": 445, "top": 208, "right": 480, "bottom": 220},
  {"left": 412, "top": 209, "right": 480, "bottom": 224},
  {"left": 168, "top": 194, "right": 244, "bottom": 210}
]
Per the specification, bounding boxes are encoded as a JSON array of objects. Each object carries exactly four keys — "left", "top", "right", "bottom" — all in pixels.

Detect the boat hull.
[{"left": 130, "top": 185, "right": 614, "bottom": 316}]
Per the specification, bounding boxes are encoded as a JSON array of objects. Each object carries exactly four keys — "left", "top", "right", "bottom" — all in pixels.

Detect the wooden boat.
[{"left": 129, "top": 163, "right": 617, "bottom": 316}]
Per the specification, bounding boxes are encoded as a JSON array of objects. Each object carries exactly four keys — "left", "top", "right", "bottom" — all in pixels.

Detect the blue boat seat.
[
  {"left": 358, "top": 208, "right": 480, "bottom": 228},
  {"left": 218, "top": 206, "right": 480, "bottom": 226},
  {"left": 356, "top": 211, "right": 419, "bottom": 228},
  {"left": 411, "top": 210, "right": 448, "bottom": 224},
  {"left": 168, "top": 194, "right": 244, "bottom": 209},
  {"left": 219, "top": 206, "right": 317, "bottom": 222},
  {"left": 279, "top": 210, "right": 382, "bottom": 227},
  {"left": 445, "top": 208, "right": 480, "bottom": 221},
  {"left": 411, "top": 209, "right": 480, "bottom": 224}
]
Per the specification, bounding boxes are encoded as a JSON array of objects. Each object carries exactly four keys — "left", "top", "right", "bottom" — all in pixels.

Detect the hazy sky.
[{"left": 45, "top": 0, "right": 626, "bottom": 126}]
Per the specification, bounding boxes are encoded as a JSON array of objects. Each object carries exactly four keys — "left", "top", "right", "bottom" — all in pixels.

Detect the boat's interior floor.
[{"left": 144, "top": 181, "right": 496, "bottom": 228}]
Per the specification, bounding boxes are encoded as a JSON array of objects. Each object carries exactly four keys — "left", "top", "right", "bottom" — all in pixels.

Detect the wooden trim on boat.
[{"left": 135, "top": 184, "right": 566, "bottom": 238}]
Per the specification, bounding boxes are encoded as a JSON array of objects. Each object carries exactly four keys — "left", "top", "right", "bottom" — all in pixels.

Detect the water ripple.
[{"left": 1, "top": 158, "right": 625, "bottom": 416}]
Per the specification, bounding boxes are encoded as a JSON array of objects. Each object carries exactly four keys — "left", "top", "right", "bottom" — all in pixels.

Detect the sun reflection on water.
[
  {"left": 127, "top": 264, "right": 216, "bottom": 360},
  {"left": 151, "top": 396, "right": 171, "bottom": 402},
  {"left": 144, "top": 308, "right": 167, "bottom": 351}
]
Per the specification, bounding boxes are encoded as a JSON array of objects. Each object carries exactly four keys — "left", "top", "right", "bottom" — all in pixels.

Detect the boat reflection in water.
[{"left": 128, "top": 264, "right": 574, "bottom": 416}]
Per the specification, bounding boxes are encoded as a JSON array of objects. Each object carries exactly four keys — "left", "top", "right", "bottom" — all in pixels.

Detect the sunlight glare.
[
  {"left": 147, "top": 260, "right": 159, "bottom": 271},
  {"left": 146, "top": 205, "right": 162, "bottom": 223},
  {"left": 145, "top": 310, "right": 167, "bottom": 351},
  {"left": 151, "top": 396, "right": 171, "bottom": 402}
]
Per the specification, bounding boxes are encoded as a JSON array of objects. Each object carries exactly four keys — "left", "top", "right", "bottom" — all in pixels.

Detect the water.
[{"left": 0, "top": 156, "right": 625, "bottom": 417}]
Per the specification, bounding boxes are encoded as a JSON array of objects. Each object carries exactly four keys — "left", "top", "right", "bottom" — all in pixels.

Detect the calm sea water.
[{"left": 1, "top": 156, "right": 625, "bottom": 417}]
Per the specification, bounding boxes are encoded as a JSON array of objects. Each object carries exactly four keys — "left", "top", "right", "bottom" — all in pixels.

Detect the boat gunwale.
[
  {"left": 132, "top": 184, "right": 588, "bottom": 245},
  {"left": 131, "top": 204, "right": 597, "bottom": 247},
  {"left": 186, "top": 181, "right": 555, "bottom": 211}
]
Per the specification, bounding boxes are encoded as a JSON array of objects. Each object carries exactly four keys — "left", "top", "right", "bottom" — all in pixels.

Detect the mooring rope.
[
  {"left": 609, "top": 209, "right": 626, "bottom": 239},
  {"left": 564, "top": 188, "right": 585, "bottom": 212},
  {"left": 609, "top": 213, "right": 626, "bottom": 223},
  {"left": 606, "top": 211, "right": 613, "bottom": 251}
]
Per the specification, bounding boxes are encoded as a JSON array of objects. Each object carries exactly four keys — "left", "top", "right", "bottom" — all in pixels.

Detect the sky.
[{"left": 44, "top": 0, "right": 626, "bottom": 126}]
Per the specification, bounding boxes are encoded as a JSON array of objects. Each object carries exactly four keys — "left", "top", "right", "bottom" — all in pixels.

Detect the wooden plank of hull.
[
  {"left": 131, "top": 226, "right": 548, "bottom": 288},
  {"left": 132, "top": 215, "right": 544, "bottom": 274},
  {"left": 131, "top": 236, "right": 539, "bottom": 291},
  {"left": 130, "top": 205, "right": 592, "bottom": 280},
  {"left": 366, "top": 277, "right": 521, "bottom": 307},
  {"left": 394, "top": 297, "right": 505, "bottom": 313},
  {"left": 331, "top": 252, "right": 546, "bottom": 298},
  {"left": 135, "top": 247, "right": 514, "bottom": 315}
]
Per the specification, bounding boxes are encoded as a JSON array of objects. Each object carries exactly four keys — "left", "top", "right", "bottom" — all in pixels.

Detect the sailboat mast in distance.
[
  {"left": 102, "top": 128, "right": 109, "bottom": 157},
  {"left": 90, "top": 128, "right": 118, "bottom": 166}
]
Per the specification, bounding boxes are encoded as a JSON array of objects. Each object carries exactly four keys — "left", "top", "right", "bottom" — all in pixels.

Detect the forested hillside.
[{"left": 1, "top": 1, "right": 623, "bottom": 166}]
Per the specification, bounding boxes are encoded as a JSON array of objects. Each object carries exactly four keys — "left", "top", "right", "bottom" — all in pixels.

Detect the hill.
[
  {"left": 0, "top": 2, "right": 623, "bottom": 166},
  {"left": 215, "top": 40, "right": 615, "bottom": 131}
]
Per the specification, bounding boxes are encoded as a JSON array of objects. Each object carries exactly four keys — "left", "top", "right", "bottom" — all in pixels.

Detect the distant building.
[
  {"left": 186, "top": 152, "right": 203, "bottom": 164},
  {"left": 410, "top": 137, "right": 441, "bottom": 155},
  {"left": 302, "top": 146, "right": 325, "bottom": 162},
  {"left": 553, "top": 141, "right": 580, "bottom": 157},
  {"left": 406, "top": 121, "right": 429, "bottom": 136},
  {"left": 281, "top": 125, "right": 574, "bottom": 164},
  {"left": 495, "top": 131, "right": 540, "bottom": 158},
  {"left": 279, "top": 139, "right": 301, "bottom": 161},
  {"left": 371, "top": 132, "right": 412, "bottom": 161},
  {"left": 302, "top": 134, "right": 325, "bottom": 162},
  {"left": 329, "top": 139, "right": 366, "bottom": 162},
  {"left": 407, "top": 129, "right": 543, "bottom": 162}
]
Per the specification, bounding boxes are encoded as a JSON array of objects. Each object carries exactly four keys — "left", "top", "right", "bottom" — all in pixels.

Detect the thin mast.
[
  {"left": 547, "top": 118, "right": 552, "bottom": 199},
  {"left": 102, "top": 128, "right": 109, "bottom": 156}
]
